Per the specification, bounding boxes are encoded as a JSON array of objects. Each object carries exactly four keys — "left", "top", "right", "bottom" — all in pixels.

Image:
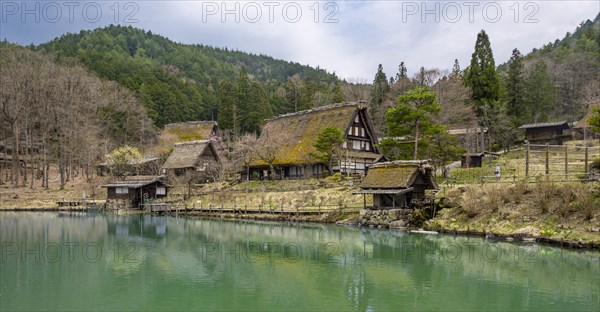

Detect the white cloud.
[{"left": 1, "top": 0, "right": 598, "bottom": 81}]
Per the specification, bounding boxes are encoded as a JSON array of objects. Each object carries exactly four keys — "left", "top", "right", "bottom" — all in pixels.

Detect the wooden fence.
[
  {"left": 445, "top": 143, "right": 599, "bottom": 185},
  {"left": 152, "top": 202, "right": 362, "bottom": 215}
]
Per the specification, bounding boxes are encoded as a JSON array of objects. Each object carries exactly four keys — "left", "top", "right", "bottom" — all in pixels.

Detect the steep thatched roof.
[
  {"left": 574, "top": 103, "right": 599, "bottom": 128},
  {"left": 360, "top": 161, "right": 438, "bottom": 190},
  {"left": 250, "top": 102, "right": 379, "bottom": 166},
  {"left": 161, "top": 121, "right": 217, "bottom": 143},
  {"left": 162, "top": 140, "right": 217, "bottom": 169}
]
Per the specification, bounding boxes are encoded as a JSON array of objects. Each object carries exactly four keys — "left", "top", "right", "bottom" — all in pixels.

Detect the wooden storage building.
[
  {"left": 355, "top": 161, "right": 438, "bottom": 209},
  {"left": 245, "top": 102, "right": 383, "bottom": 180},
  {"left": 461, "top": 153, "right": 485, "bottom": 168},
  {"left": 103, "top": 176, "right": 168, "bottom": 209},
  {"left": 518, "top": 121, "right": 571, "bottom": 145},
  {"left": 162, "top": 140, "right": 221, "bottom": 179}
]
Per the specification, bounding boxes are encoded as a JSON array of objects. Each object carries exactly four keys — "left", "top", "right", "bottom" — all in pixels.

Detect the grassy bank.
[
  {"left": 428, "top": 182, "right": 600, "bottom": 246},
  {"left": 176, "top": 177, "right": 370, "bottom": 213}
]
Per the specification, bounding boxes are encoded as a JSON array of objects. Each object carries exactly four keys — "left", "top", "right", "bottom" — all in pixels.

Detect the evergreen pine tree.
[
  {"left": 506, "top": 48, "right": 525, "bottom": 123},
  {"left": 451, "top": 59, "right": 461, "bottom": 78},
  {"left": 523, "top": 60, "right": 555, "bottom": 122},
  {"left": 396, "top": 62, "right": 408, "bottom": 81},
  {"left": 464, "top": 30, "right": 501, "bottom": 116},
  {"left": 369, "top": 64, "right": 390, "bottom": 133}
]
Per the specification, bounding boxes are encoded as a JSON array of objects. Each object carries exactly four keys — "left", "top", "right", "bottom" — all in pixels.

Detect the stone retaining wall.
[{"left": 358, "top": 209, "right": 414, "bottom": 229}]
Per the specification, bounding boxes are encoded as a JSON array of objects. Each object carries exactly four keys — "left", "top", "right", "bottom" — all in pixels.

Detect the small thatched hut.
[
  {"left": 245, "top": 102, "right": 382, "bottom": 179},
  {"left": 356, "top": 161, "right": 438, "bottom": 209},
  {"left": 162, "top": 140, "right": 220, "bottom": 178},
  {"left": 518, "top": 121, "right": 571, "bottom": 145},
  {"left": 103, "top": 176, "right": 168, "bottom": 209}
]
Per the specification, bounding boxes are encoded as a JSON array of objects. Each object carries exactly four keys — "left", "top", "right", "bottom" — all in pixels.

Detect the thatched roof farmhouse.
[
  {"left": 246, "top": 102, "right": 382, "bottom": 179},
  {"left": 162, "top": 140, "right": 220, "bottom": 178}
]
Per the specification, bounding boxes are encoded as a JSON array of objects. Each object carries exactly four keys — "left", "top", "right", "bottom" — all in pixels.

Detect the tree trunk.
[
  {"left": 11, "top": 124, "right": 20, "bottom": 187},
  {"left": 413, "top": 121, "right": 420, "bottom": 160}
]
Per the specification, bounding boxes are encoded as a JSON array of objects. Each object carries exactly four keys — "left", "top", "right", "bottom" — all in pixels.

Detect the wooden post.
[
  {"left": 525, "top": 142, "right": 530, "bottom": 178},
  {"left": 244, "top": 204, "right": 247, "bottom": 214},
  {"left": 565, "top": 145, "right": 569, "bottom": 176},
  {"left": 545, "top": 143, "right": 549, "bottom": 175},
  {"left": 363, "top": 194, "right": 366, "bottom": 209},
  {"left": 585, "top": 146, "right": 589, "bottom": 174},
  {"left": 318, "top": 203, "right": 321, "bottom": 214}
]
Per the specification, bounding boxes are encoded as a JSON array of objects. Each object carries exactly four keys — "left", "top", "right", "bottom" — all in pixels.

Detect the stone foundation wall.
[{"left": 358, "top": 209, "right": 414, "bottom": 229}]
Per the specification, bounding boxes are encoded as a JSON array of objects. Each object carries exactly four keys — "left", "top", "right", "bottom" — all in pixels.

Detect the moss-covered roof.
[
  {"left": 160, "top": 121, "right": 217, "bottom": 143},
  {"left": 360, "top": 161, "right": 437, "bottom": 189},
  {"left": 162, "top": 140, "right": 215, "bottom": 169},
  {"left": 250, "top": 102, "right": 380, "bottom": 166}
]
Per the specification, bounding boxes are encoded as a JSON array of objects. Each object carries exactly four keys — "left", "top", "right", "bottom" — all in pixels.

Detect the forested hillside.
[
  {"left": 499, "top": 13, "right": 600, "bottom": 123},
  {"left": 38, "top": 25, "right": 343, "bottom": 130},
  {"left": 0, "top": 43, "right": 154, "bottom": 188}
]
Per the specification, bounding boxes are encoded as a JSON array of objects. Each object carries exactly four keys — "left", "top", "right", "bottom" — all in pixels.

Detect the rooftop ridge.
[
  {"left": 369, "top": 160, "right": 432, "bottom": 168},
  {"left": 518, "top": 121, "right": 569, "bottom": 129},
  {"left": 164, "top": 120, "right": 217, "bottom": 128},
  {"left": 265, "top": 101, "right": 367, "bottom": 122},
  {"left": 173, "top": 140, "right": 211, "bottom": 146}
]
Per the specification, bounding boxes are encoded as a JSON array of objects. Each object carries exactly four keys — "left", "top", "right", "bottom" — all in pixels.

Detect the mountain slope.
[{"left": 37, "top": 25, "right": 339, "bottom": 127}]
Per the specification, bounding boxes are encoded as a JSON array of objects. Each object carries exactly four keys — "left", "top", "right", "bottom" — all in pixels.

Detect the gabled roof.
[
  {"left": 518, "top": 121, "right": 570, "bottom": 129},
  {"left": 161, "top": 121, "right": 217, "bottom": 143},
  {"left": 102, "top": 176, "right": 165, "bottom": 188},
  {"left": 360, "top": 161, "right": 438, "bottom": 190},
  {"left": 162, "top": 140, "right": 218, "bottom": 169},
  {"left": 251, "top": 102, "right": 380, "bottom": 166},
  {"left": 574, "top": 103, "right": 599, "bottom": 128}
]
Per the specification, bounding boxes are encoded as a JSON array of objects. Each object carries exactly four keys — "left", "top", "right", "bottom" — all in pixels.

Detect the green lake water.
[{"left": 0, "top": 212, "right": 598, "bottom": 311}]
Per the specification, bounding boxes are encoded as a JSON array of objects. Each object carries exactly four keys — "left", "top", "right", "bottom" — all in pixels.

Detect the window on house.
[
  {"left": 347, "top": 128, "right": 352, "bottom": 135},
  {"left": 355, "top": 115, "right": 359, "bottom": 123},
  {"left": 353, "top": 140, "right": 361, "bottom": 150},
  {"left": 342, "top": 142, "right": 347, "bottom": 149},
  {"left": 116, "top": 187, "right": 128, "bottom": 194},
  {"left": 366, "top": 142, "right": 370, "bottom": 151},
  {"left": 156, "top": 187, "right": 166, "bottom": 195}
]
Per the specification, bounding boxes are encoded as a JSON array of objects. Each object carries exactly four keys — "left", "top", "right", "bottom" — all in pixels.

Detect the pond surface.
[{"left": 0, "top": 212, "right": 598, "bottom": 311}]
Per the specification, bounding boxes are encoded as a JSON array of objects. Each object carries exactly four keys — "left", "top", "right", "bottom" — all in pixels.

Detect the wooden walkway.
[{"left": 144, "top": 203, "right": 360, "bottom": 215}]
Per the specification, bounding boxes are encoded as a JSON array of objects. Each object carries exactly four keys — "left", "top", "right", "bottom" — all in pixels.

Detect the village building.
[
  {"left": 518, "top": 121, "right": 572, "bottom": 145},
  {"left": 245, "top": 102, "right": 383, "bottom": 180},
  {"left": 102, "top": 176, "right": 168, "bottom": 209},
  {"left": 355, "top": 161, "right": 438, "bottom": 209},
  {"left": 160, "top": 120, "right": 228, "bottom": 169},
  {"left": 461, "top": 152, "right": 485, "bottom": 168},
  {"left": 161, "top": 140, "right": 221, "bottom": 179}
]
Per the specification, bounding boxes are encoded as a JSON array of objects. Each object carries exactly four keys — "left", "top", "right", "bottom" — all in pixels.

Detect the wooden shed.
[
  {"left": 461, "top": 153, "right": 485, "bottom": 168},
  {"left": 102, "top": 176, "right": 168, "bottom": 209},
  {"left": 518, "top": 121, "right": 571, "bottom": 145},
  {"left": 162, "top": 140, "right": 221, "bottom": 179},
  {"left": 355, "top": 161, "right": 438, "bottom": 209},
  {"left": 245, "top": 102, "right": 382, "bottom": 180}
]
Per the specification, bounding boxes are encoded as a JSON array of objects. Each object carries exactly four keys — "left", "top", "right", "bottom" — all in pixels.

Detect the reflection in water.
[{"left": 0, "top": 212, "right": 598, "bottom": 311}]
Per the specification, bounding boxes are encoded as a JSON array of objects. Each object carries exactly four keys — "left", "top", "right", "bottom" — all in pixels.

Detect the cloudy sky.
[{"left": 1, "top": 1, "right": 598, "bottom": 80}]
